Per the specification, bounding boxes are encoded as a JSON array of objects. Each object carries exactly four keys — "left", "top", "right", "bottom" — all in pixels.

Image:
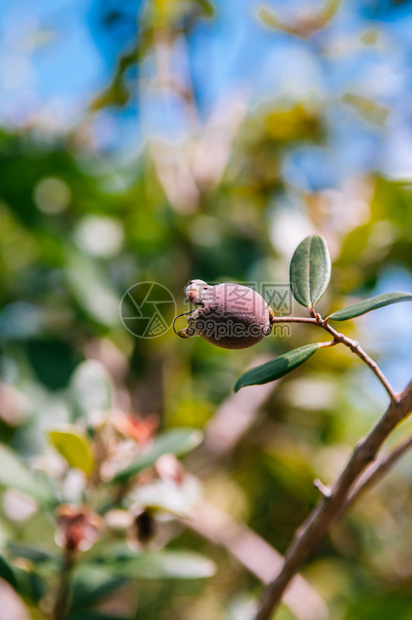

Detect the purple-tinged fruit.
[{"left": 176, "top": 280, "right": 274, "bottom": 349}]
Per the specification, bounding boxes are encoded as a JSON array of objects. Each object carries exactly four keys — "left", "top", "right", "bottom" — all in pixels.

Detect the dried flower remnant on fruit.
[
  {"left": 55, "top": 505, "right": 103, "bottom": 552},
  {"left": 175, "top": 280, "right": 274, "bottom": 349}
]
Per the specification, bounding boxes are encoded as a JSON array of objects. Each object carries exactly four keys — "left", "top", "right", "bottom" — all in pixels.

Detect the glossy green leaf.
[
  {"left": 92, "top": 546, "right": 216, "bottom": 580},
  {"left": 327, "top": 292, "right": 412, "bottom": 321},
  {"left": 49, "top": 428, "right": 94, "bottom": 475},
  {"left": 112, "top": 428, "right": 203, "bottom": 484},
  {"left": 290, "top": 235, "right": 331, "bottom": 308},
  {"left": 0, "top": 444, "right": 56, "bottom": 507},
  {"left": 234, "top": 344, "right": 322, "bottom": 392}
]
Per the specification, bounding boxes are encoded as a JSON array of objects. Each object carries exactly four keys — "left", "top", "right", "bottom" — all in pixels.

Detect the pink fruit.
[{"left": 176, "top": 280, "right": 273, "bottom": 349}]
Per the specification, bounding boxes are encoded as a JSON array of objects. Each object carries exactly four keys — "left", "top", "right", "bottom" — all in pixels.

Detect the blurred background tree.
[{"left": 0, "top": 0, "right": 412, "bottom": 618}]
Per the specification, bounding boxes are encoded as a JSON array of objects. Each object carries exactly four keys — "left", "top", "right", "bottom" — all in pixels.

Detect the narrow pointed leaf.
[
  {"left": 290, "top": 235, "right": 331, "bottom": 308},
  {"left": 328, "top": 292, "right": 412, "bottom": 321},
  {"left": 234, "top": 343, "right": 322, "bottom": 392},
  {"left": 112, "top": 428, "right": 203, "bottom": 484}
]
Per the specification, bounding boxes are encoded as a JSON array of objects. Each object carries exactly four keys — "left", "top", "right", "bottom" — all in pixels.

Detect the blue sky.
[{"left": 1, "top": 0, "right": 411, "bottom": 165}]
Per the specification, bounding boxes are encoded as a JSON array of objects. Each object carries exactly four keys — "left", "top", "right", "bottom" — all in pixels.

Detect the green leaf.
[
  {"left": 290, "top": 235, "right": 331, "bottom": 308},
  {"left": 26, "top": 338, "right": 79, "bottom": 391},
  {"left": 112, "top": 428, "right": 203, "bottom": 484},
  {"left": 0, "top": 444, "right": 56, "bottom": 507},
  {"left": 234, "top": 344, "right": 322, "bottom": 392},
  {"left": 12, "top": 567, "right": 45, "bottom": 603},
  {"left": 327, "top": 292, "right": 412, "bottom": 321},
  {"left": 92, "top": 546, "right": 216, "bottom": 580},
  {"left": 70, "top": 565, "right": 126, "bottom": 612},
  {"left": 0, "top": 554, "right": 18, "bottom": 590},
  {"left": 49, "top": 428, "right": 94, "bottom": 475}
]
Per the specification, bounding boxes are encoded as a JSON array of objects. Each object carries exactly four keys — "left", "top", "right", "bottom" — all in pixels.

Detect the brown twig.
[
  {"left": 256, "top": 379, "right": 412, "bottom": 620},
  {"left": 320, "top": 319, "right": 399, "bottom": 403},
  {"left": 343, "top": 431, "right": 412, "bottom": 514},
  {"left": 270, "top": 312, "right": 398, "bottom": 403},
  {"left": 271, "top": 316, "right": 318, "bottom": 325},
  {"left": 256, "top": 381, "right": 412, "bottom": 620}
]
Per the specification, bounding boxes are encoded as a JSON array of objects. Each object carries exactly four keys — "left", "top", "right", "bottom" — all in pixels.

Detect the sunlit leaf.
[
  {"left": 290, "top": 235, "right": 331, "bottom": 308},
  {"left": 0, "top": 445, "right": 56, "bottom": 506},
  {"left": 327, "top": 292, "right": 412, "bottom": 321},
  {"left": 49, "top": 428, "right": 94, "bottom": 475},
  {"left": 234, "top": 344, "right": 322, "bottom": 392},
  {"left": 112, "top": 428, "right": 203, "bottom": 484},
  {"left": 92, "top": 546, "right": 216, "bottom": 580}
]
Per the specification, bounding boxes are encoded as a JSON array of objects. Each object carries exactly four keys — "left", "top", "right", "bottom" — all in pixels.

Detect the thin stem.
[
  {"left": 270, "top": 312, "right": 398, "bottom": 403},
  {"left": 271, "top": 316, "right": 318, "bottom": 324},
  {"left": 320, "top": 320, "right": 399, "bottom": 403},
  {"left": 53, "top": 549, "right": 76, "bottom": 620},
  {"left": 342, "top": 431, "right": 412, "bottom": 514}
]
